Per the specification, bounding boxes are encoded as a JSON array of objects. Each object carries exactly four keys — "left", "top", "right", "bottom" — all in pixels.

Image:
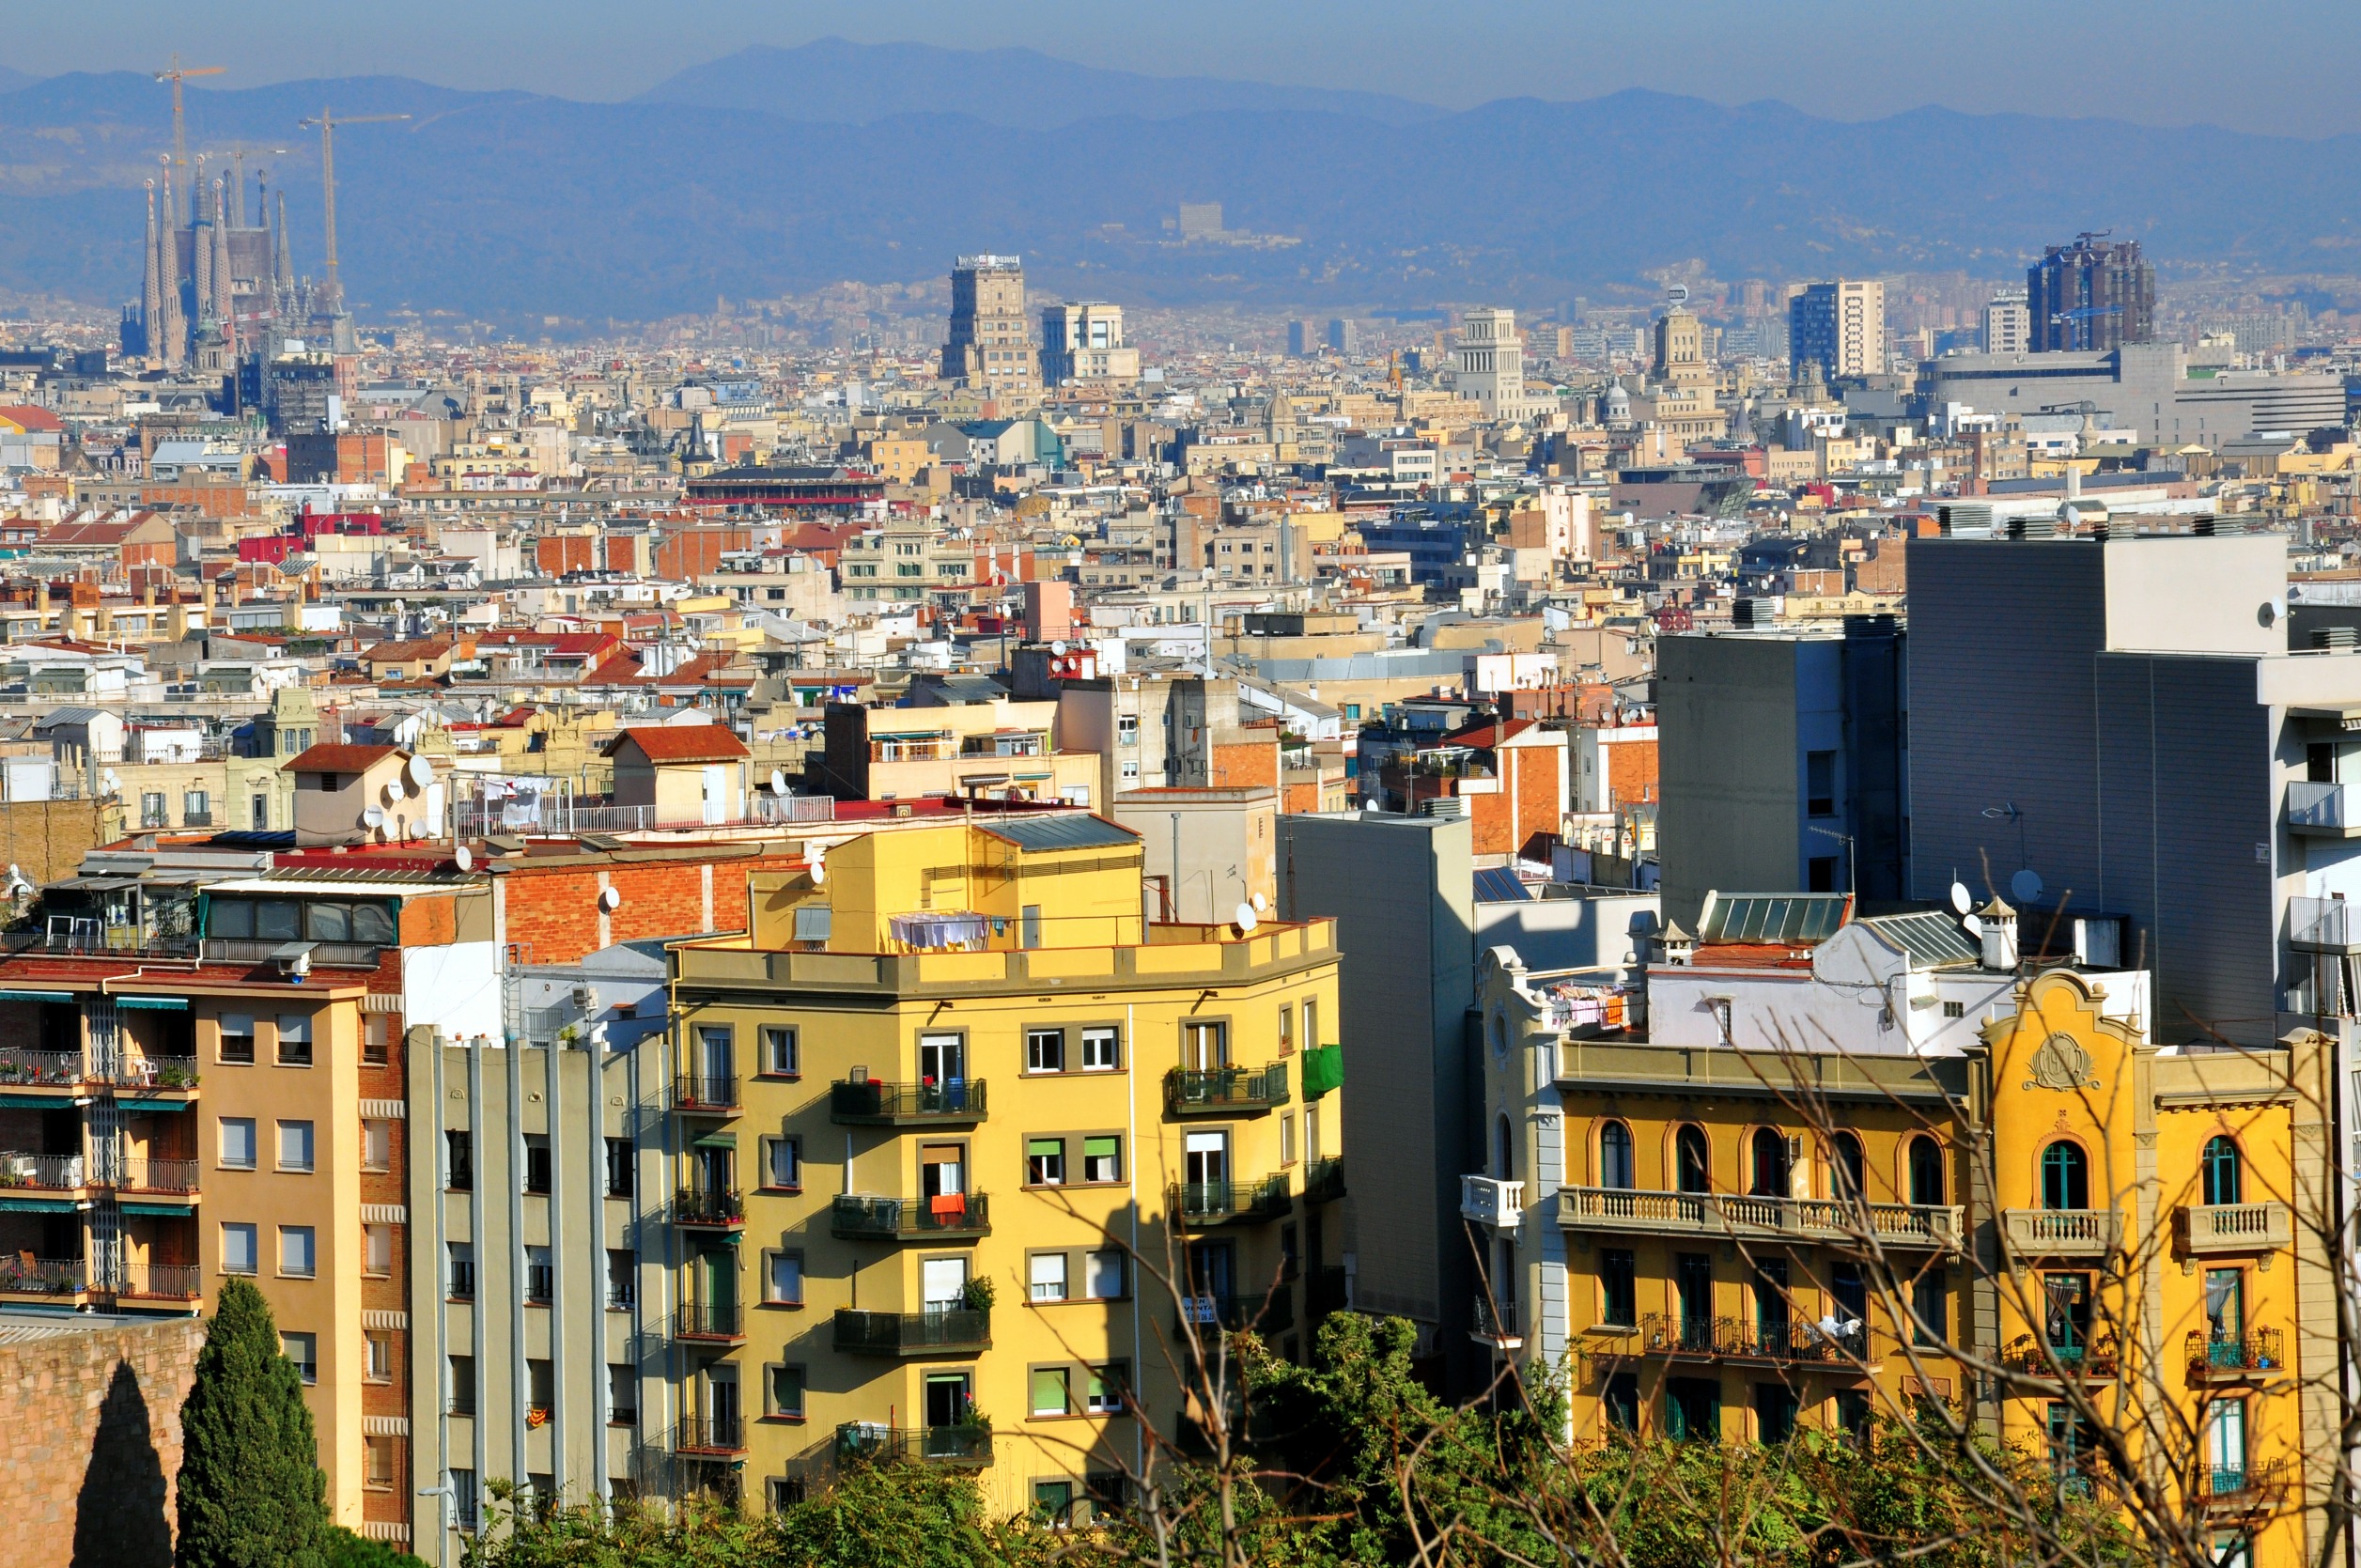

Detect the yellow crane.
[
  {"left": 296, "top": 108, "right": 411, "bottom": 309},
  {"left": 152, "top": 54, "right": 225, "bottom": 221}
]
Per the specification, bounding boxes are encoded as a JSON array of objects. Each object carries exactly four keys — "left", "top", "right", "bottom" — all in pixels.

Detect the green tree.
[
  {"left": 323, "top": 1523, "right": 428, "bottom": 1568},
  {"left": 174, "top": 1277, "right": 328, "bottom": 1568}
]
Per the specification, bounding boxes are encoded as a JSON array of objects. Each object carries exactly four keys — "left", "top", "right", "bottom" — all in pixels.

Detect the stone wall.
[{"left": 0, "top": 1314, "right": 204, "bottom": 1567}]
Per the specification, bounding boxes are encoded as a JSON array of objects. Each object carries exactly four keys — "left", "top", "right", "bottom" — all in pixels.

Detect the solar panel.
[
  {"left": 1697, "top": 893, "right": 1849, "bottom": 945},
  {"left": 1471, "top": 867, "right": 1532, "bottom": 904}
]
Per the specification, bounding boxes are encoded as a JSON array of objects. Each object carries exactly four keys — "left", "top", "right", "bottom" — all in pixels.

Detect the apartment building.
[
  {"left": 817, "top": 694, "right": 1099, "bottom": 806},
  {"left": 661, "top": 815, "right": 1345, "bottom": 1518}
]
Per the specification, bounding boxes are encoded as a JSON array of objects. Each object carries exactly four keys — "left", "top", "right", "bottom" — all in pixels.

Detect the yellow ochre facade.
[{"left": 663, "top": 815, "right": 1345, "bottom": 1519}]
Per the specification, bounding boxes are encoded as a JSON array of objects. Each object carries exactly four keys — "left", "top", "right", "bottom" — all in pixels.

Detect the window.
[
  {"left": 761, "top": 1026, "right": 800, "bottom": 1077},
  {"left": 1600, "top": 1248, "right": 1637, "bottom": 1327},
  {"left": 1749, "top": 1126, "right": 1790, "bottom": 1197},
  {"left": 2208, "top": 1398, "right": 2248, "bottom": 1489},
  {"left": 1117, "top": 714, "right": 1139, "bottom": 746},
  {"left": 2043, "top": 1272, "right": 2092, "bottom": 1355},
  {"left": 528, "top": 1358, "right": 553, "bottom": 1419},
  {"left": 608, "top": 1365, "right": 638, "bottom": 1425},
  {"left": 525, "top": 1245, "right": 553, "bottom": 1304},
  {"left": 1277, "top": 1004, "right": 1293, "bottom": 1055},
  {"left": 766, "top": 1250, "right": 803, "bottom": 1306},
  {"left": 1031, "top": 1251, "right": 1069, "bottom": 1302},
  {"left": 275, "top": 1014, "right": 313, "bottom": 1066},
  {"left": 1085, "top": 1249, "right": 1126, "bottom": 1299},
  {"left": 1831, "top": 1131, "right": 1866, "bottom": 1200},
  {"left": 1305, "top": 1104, "right": 1322, "bottom": 1162},
  {"left": 1031, "top": 1367, "right": 1072, "bottom": 1417},
  {"left": 1908, "top": 1136, "right": 1945, "bottom": 1206},
  {"left": 273, "top": 1330, "right": 318, "bottom": 1384},
  {"left": 1808, "top": 856, "right": 1839, "bottom": 893},
  {"left": 250, "top": 796, "right": 268, "bottom": 831},
  {"left": 221, "top": 1223, "right": 257, "bottom": 1276},
  {"left": 606, "top": 1249, "right": 636, "bottom": 1311},
  {"left": 141, "top": 791, "right": 167, "bottom": 829},
  {"left": 182, "top": 788, "right": 210, "bottom": 826},
  {"left": 219, "top": 1013, "right": 255, "bottom": 1064},
  {"left": 1835, "top": 1389, "right": 1872, "bottom": 1441},
  {"left": 1599, "top": 1121, "right": 1635, "bottom": 1188},
  {"left": 1675, "top": 1253, "right": 1713, "bottom": 1338},
  {"left": 364, "top": 1434, "right": 396, "bottom": 1489},
  {"left": 2203, "top": 1136, "right": 2243, "bottom": 1206},
  {"left": 365, "top": 1329, "right": 393, "bottom": 1383},
  {"left": 1604, "top": 1373, "right": 1640, "bottom": 1433},
  {"left": 1755, "top": 1382, "right": 1797, "bottom": 1444},
  {"left": 769, "top": 1363, "right": 806, "bottom": 1421},
  {"left": 1082, "top": 1136, "right": 1122, "bottom": 1184},
  {"left": 1941, "top": 1000, "right": 1965, "bottom": 1019},
  {"left": 447, "top": 1242, "right": 474, "bottom": 1300},
  {"left": 2204, "top": 1267, "right": 2244, "bottom": 1348},
  {"left": 1280, "top": 1112, "right": 1297, "bottom": 1166},
  {"left": 1086, "top": 1362, "right": 1127, "bottom": 1415},
  {"left": 604, "top": 1138, "right": 633, "bottom": 1197},
  {"left": 1912, "top": 1269, "right": 1948, "bottom": 1345},
  {"left": 446, "top": 1131, "right": 474, "bottom": 1190},
  {"left": 448, "top": 1358, "right": 476, "bottom": 1418},
  {"left": 1805, "top": 751, "right": 1836, "bottom": 816},
  {"left": 1028, "top": 1137, "right": 1066, "bottom": 1186},
  {"left": 219, "top": 1117, "right": 256, "bottom": 1170},
  {"left": 364, "top": 1224, "right": 394, "bottom": 1278},
  {"left": 1027, "top": 1029, "right": 1065, "bottom": 1074},
  {"left": 361, "top": 1119, "right": 392, "bottom": 1172},
  {"left": 1666, "top": 1376, "right": 1720, "bottom": 1442},
  {"left": 279, "top": 1226, "right": 316, "bottom": 1278},
  {"left": 763, "top": 1137, "right": 801, "bottom": 1190},
  {"left": 1302, "top": 1000, "right": 1318, "bottom": 1050},
  {"left": 1080, "top": 1027, "right": 1120, "bottom": 1071},
  {"left": 1033, "top": 1480, "right": 1076, "bottom": 1526},
  {"left": 793, "top": 905, "right": 832, "bottom": 943},
  {"left": 1120, "top": 760, "right": 1140, "bottom": 784},
  {"left": 277, "top": 1120, "right": 315, "bottom": 1172},
  {"left": 2041, "top": 1141, "right": 2089, "bottom": 1210},
  {"left": 523, "top": 1134, "right": 551, "bottom": 1193},
  {"left": 363, "top": 1015, "right": 390, "bottom": 1066}
]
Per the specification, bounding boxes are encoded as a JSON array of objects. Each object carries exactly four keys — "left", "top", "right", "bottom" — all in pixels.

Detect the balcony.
[
  {"left": 674, "top": 1302, "right": 744, "bottom": 1343},
  {"left": 116, "top": 1157, "right": 201, "bottom": 1203},
  {"left": 829, "top": 1079, "right": 986, "bottom": 1126},
  {"left": 116, "top": 1261, "right": 200, "bottom": 1301},
  {"left": 2001, "top": 1208, "right": 2123, "bottom": 1260},
  {"left": 1163, "top": 1063, "right": 1289, "bottom": 1117},
  {"left": 831, "top": 1422, "right": 993, "bottom": 1468},
  {"left": 671, "top": 1074, "right": 739, "bottom": 1113},
  {"left": 2174, "top": 1202, "right": 2292, "bottom": 1256},
  {"left": 2289, "top": 780, "right": 2359, "bottom": 837},
  {"left": 831, "top": 1192, "right": 990, "bottom": 1242},
  {"left": 2186, "top": 1328, "right": 2287, "bottom": 1382},
  {"left": 1626, "top": 1312, "right": 1878, "bottom": 1367},
  {"left": 1471, "top": 1294, "right": 1523, "bottom": 1349},
  {"left": 1461, "top": 1174, "right": 1526, "bottom": 1230},
  {"left": 1167, "top": 1173, "right": 1292, "bottom": 1227},
  {"left": 1308, "top": 1265, "right": 1350, "bottom": 1320},
  {"left": 0, "top": 1152, "right": 87, "bottom": 1195},
  {"left": 0, "top": 1049, "right": 87, "bottom": 1094},
  {"left": 2000, "top": 1334, "right": 2120, "bottom": 1381},
  {"left": 2290, "top": 895, "right": 2361, "bottom": 954},
  {"left": 109, "top": 1056, "right": 200, "bottom": 1094},
  {"left": 1177, "top": 1289, "right": 1294, "bottom": 1338},
  {"left": 674, "top": 1416, "right": 747, "bottom": 1455},
  {"left": 673, "top": 1187, "right": 744, "bottom": 1229},
  {"left": 2198, "top": 1457, "right": 2289, "bottom": 1513},
  {"left": 832, "top": 1306, "right": 992, "bottom": 1357},
  {"left": 1559, "top": 1186, "right": 1965, "bottom": 1250},
  {"left": 1301, "top": 1157, "right": 1345, "bottom": 1206},
  {"left": 0, "top": 1255, "right": 88, "bottom": 1298},
  {"left": 199, "top": 939, "right": 381, "bottom": 970}
]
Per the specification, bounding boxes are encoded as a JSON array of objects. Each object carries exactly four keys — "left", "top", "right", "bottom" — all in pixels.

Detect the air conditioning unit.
[{"left": 1419, "top": 797, "right": 1468, "bottom": 820}]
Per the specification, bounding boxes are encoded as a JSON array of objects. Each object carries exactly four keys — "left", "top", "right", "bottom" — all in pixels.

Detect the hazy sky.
[{"left": 10, "top": 0, "right": 2360, "bottom": 139}]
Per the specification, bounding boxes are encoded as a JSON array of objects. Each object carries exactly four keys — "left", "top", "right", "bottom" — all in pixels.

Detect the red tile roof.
[
  {"left": 282, "top": 742, "right": 403, "bottom": 774},
  {"left": 602, "top": 726, "right": 748, "bottom": 763}
]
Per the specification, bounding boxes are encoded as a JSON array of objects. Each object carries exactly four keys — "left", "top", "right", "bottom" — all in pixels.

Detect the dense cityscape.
[{"left": 0, "top": 21, "right": 2357, "bottom": 1568}]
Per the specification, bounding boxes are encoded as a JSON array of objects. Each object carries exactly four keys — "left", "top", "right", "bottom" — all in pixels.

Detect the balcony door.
[
  {"left": 1186, "top": 1239, "right": 1234, "bottom": 1313},
  {"left": 923, "top": 1256, "right": 969, "bottom": 1314},
  {"left": 698, "top": 1026, "right": 734, "bottom": 1088},
  {"left": 1185, "top": 1130, "right": 1229, "bottom": 1190},
  {"left": 1183, "top": 1020, "right": 1227, "bottom": 1073},
  {"left": 920, "top": 1032, "right": 964, "bottom": 1089},
  {"left": 924, "top": 1371, "right": 973, "bottom": 1428},
  {"left": 703, "top": 1365, "right": 739, "bottom": 1432},
  {"left": 700, "top": 1247, "right": 735, "bottom": 1320},
  {"left": 920, "top": 1143, "right": 965, "bottom": 1200}
]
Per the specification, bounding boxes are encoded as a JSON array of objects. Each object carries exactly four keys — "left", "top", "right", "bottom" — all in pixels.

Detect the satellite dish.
[
  {"left": 1962, "top": 913, "right": 1984, "bottom": 940},
  {"left": 454, "top": 845, "right": 473, "bottom": 872},
  {"left": 362, "top": 805, "right": 384, "bottom": 829},
  {"left": 1949, "top": 881, "right": 1973, "bottom": 916},
  {"left": 808, "top": 848, "right": 827, "bottom": 887},
  {"left": 407, "top": 754, "right": 433, "bottom": 787},
  {"left": 1234, "top": 901, "right": 1259, "bottom": 934},
  {"left": 1250, "top": 892, "right": 1267, "bottom": 912},
  {"left": 598, "top": 886, "right": 621, "bottom": 912},
  {"left": 1050, "top": 640, "right": 1067, "bottom": 656},
  {"left": 769, "top": 768, "right": 787, "bottom": 795},
  {"left": 2011, "top": 869, "right": 2045, "bottom": 905}
]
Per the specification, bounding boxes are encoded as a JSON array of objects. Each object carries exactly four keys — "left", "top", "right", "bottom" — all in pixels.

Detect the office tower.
[
  {"left": 1981, "top": 289, "right": 2031, "bottom": 355},
  {"left": 941, "top": 255, "right": 1037, "bottom": 402},
  {"left": 2027, "top": 234, "right": 2155, "bottom": 352},
  {"left": 1787, "top": 279, "right": 1886, "bottom": 381},
  {"left": 1286, "top": 319, "right": 1315, "bottom": 358},
  {"left": 1039, "top": 302, "right": 1139, "bottom": 387},
  {"left": 1177, "top": 203, "right": 1224, "bottom": 241},
  {"left": 1327, "top": 318, "right": 1357, "bottom": 355},
  {"left": 1453, "top": 306, "right": 1531, "bottom": 422}
]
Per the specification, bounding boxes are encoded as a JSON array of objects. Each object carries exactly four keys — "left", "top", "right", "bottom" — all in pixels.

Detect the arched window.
[
  {"left": 2041, "top": 1141, "right": 2089, "bottom": 1211},
  {"left": 1750, "top": 1126, "right": 1791, "bottom": 1198},
  {"left": 1599, "top": 1121, "right": 1635, "bottom": 1189},
  {"left": 1909, "top": 1136, "right": 1946, "bottom": 1207},
  {"left": 1496, "top": 1114, "right": 1514, "bottom": 1182},
  {"left": 1675, "top": 1126, "right": 1712, "bottom": 1194},
  {"left": 2202, "top": 1136, "right": 2243, "bottom": 1207},
  {"left": 1831, "top": 1131, "right": 1867, "bottom": 1200}
]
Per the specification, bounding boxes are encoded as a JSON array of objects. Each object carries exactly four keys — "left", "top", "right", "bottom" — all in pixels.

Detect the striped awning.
[
  {"left": 113, "top": 996, "right": 189, "bottom": 1011},
  {"left": 0, "top": 1197, "right": 78, "bottom": 1213}
]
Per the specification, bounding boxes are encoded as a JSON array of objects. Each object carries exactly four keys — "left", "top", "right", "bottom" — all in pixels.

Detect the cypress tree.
[{"left": 174, "top": 1277, "right": 327, "bottom": 1568}]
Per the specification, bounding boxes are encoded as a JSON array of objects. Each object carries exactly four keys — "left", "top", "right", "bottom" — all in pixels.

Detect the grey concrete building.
[{"left": 1918, "top": 342, "right": 2344, "bottom": 447}]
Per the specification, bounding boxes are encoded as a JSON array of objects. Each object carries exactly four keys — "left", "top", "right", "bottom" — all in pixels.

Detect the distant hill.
[
  {"left": 0, "top": 67, "right": 36, "bottom": 96},
  {"left": 633, "top": 38, "right": 1441, "bottom": 129},
  {"left": 2, "top": 45, "right": 2359, "bottom": 324}
]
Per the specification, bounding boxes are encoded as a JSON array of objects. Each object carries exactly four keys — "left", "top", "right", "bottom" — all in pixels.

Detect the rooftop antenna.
[
  {"left": 153, "top": 54, "right": 226, "bottom": 224},
  {"left": 297, "top": 106, "right": 412, "bottom": 312}
]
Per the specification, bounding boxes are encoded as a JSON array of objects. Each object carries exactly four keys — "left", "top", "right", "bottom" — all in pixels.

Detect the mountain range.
[{"left": 0, "top": 40, "right": 2356, "bottom": 327}]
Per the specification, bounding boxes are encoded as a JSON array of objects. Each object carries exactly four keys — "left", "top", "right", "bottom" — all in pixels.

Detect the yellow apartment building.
[
  {"left": 663, "top": 814, "right": 1345, "bottom": 1520},
  {"left": 818, "top": 697, "right": 1101, "bottom": 807}
]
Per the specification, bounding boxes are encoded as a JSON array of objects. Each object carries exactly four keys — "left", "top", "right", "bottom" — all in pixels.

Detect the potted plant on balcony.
[
  {"left": 960, "top": 1275, "right": 996, "bottom": 1315},
  {"left": 156, "top": 1062, "right": 198, "bottom": 1090}
]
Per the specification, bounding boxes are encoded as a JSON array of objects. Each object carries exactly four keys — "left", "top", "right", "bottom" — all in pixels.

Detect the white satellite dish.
[
  {"left": 1250, "top": 892, "right": 1267, "bottom": 912},
  {"left": 1949, "top": 881, "right": 1973, "bottom": 916},
  {"left": 454, "top": 845, "right": 473, "bottom": 872},
  {"left": 1050, "top": 640, "right": 1067, "bottom": 656},
  {"left": 362, "top": 805, "right": 384, "bottom": 829},
  {"left": 384, "top": 779, "right": 405, "bottom": 805},
  {"left": 1234, "top": 901, "right": 1259, "bottom": 934},
  {"left": 2010, "top": 869, "right": 2045, "bottom": 905},
  {"left": 769, "top": 768, "right": 787, "bottom": 795},
  {"left": 808, "top": 850, "right": 827, "bottom": 887},
  {"left": 598, "top": 886, "right": 621, "bottom": 912},
  {"left": 407, "top": 754, "right": 433, "bottom": 787},
  {"left": 1962, "top": 913, "right": 1984, "bottom": 940}
]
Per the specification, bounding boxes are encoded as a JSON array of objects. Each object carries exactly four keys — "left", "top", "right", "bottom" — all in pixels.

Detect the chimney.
[{"left": 1978, "top": 897, "right": 2018, "bottom": 970}]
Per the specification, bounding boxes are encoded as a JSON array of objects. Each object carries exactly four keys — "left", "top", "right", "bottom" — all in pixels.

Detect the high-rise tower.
[
  {"left": 941, "top": 255, "right": 1037, "bottom": 403},
  {"left": 2027, "top": 234, "right": 2154, "bottom": 353}
]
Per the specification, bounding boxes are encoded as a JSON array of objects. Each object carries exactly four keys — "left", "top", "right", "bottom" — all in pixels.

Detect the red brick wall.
[
  {"left": 536, "top": 536, "right": 597, "bottom": 576},
  {"left": 1511, "top": 744, "right": 1563, "bottom": 861},
  {"left": 0, "top": 1315, "right": 204, "bottom": 1563},
  {"left": 1605, "top": 737, "right": 1658, "bottom": 809},
  {"left": 653, "top": 527, "right": 752, "bottom": 582},
  {"left": 1209, "top": 738, "right": 1281, "bottom": 789},
  {"left": 498, "top": 851, "right": 811, "bottom": 963}
]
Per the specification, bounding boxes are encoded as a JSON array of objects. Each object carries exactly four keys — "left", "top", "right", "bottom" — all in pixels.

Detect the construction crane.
[
  {"left": 153, "top": 54, "right": 225, "bottom": 223},
  {"left": 296, "top": 108, "right": 411, "bottom": 309},
  {"left": 198, "top": 144, "right": 290, "bottom": 226}
]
